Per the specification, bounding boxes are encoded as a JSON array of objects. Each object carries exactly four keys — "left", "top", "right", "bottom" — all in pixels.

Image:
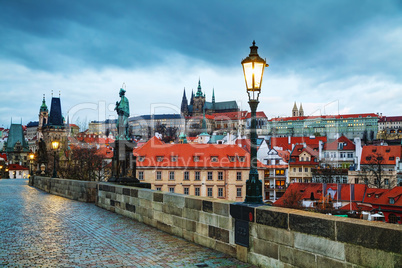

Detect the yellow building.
[{"left": 133, "top": 137, "right": 265, "bottom": 202}]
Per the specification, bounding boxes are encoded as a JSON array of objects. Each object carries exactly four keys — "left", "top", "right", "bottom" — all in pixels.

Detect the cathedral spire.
[
  {"left": 40, "top": 94, "right": 48, "bottom": 113},
  {"left": 299, "top": 103, "right": 304, "bottom": 116},
  {"left": 212, "top": 88, "right": 215, "bottom": 104},
  {"left": 190, "top": 89, "right": 194, "bottom": 106},
  {"left": 292, "top": 101, "right": 299, "bottom": 117},
  {"left": 180, "top": 88, "right": 189, "bottom": 115},
  {"left": 196, "top": 78, "right": 203, "bottom": 97}
]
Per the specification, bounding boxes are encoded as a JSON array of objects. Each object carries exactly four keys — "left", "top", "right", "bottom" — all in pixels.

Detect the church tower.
[
  {"left": 299, "top": 103, "right": 304, "bottom": 116},
  {"left": 180, "top": 88, "right": 189, "bottom": 116},
  {"left": 292, "top": 102, "right": 299, "bottom": 117},
  {"left": 192, "top": 79, "right": 206, "bottom": 116},
  {"left": 38, "top": 95, "right": 49, "bottom": 139}
]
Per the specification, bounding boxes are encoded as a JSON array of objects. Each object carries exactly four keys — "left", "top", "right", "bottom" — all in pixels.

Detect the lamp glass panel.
[
  {"left": 253, "top": 62, "right": 264, "bottom": 89},
  {"left": 52, "top": 141, "right": 59, "bottom": 150},
  {"left": 242, "top": 62, "right": 253, "bottom": 90}
]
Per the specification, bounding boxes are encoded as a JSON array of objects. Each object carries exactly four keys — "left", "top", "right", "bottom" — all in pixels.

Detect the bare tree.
[
  {"left": 361, "top": 152, "right": 394, "bottom": 189},
  {"left": 59, "top": 147, "right": 108, "bottom": 181},
  {"left": 281, "top": 189, "right": 303, "bottom": 209}
]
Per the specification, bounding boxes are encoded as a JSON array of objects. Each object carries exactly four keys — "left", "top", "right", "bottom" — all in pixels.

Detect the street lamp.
[
  {"left": 29, "top": 153, "right": 34, "bottom": 176},
  {"left": 51, "top": 141, "right": 60, "bottom": 178},
  {"left": 241, "top": 40, "right": 268, "bottom": 204}
]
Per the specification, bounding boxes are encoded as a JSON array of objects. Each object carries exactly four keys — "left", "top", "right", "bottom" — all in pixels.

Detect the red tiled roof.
[
  {"left": 133, "top": 137, "right": 265, "bottom": 169},
  {"left": 212, "top": 111, "right": 248, "bottom": 121},
  {"left": 0, "top": 153, "right": 7, "bottom": 161},
  {"left": 274, "top": 183, "right": 368, "bottom": 207},
  {"left": 8, "top": 164, "right": 29, "bottom": 170},
  {"left": 269, "top": 113, "right": 378, "bottom": 122},
  {"left": 365, "top": 186, "right": 402, "bottom": 207},
  {"left": 339, "top": 202, "right": 373, "bottom": 211},
  {"left": 378, "top": 116, "right": 402, "bottom": 122},
  {"left": 324, "top": 135, "right": 355, "bottom": 151},
  {"left": 270, "top": 136, "right": 327, "bottom": 151},
  {"left": 360, "top": 145, "right": 402, "bottom": 165}
]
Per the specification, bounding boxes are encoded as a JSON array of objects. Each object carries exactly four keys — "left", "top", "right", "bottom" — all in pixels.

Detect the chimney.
[
  {"left": 319, "top": 140, "right": 323, "bottom": 161},
  {"left": 288, "top": 136, "right": 291, "bottom": 144}
]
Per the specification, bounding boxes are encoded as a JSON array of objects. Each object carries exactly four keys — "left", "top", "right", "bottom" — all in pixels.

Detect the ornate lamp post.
[
  {"left": 29, "top": 153, "right": 34, "bottom": 176},
  {"left": 51, "top": 141, "right": 59, "bottom": 178},
  {"left": 241, "top": 41, "right": 268, "bottom": 204}
]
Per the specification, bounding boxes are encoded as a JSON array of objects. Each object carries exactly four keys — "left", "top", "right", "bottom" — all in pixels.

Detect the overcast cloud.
[{"left": 0, "top": 0, "right": 401, "bottom": 128}]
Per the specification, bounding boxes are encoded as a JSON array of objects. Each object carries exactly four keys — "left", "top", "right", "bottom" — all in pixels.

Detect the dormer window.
[
  {"left": 211, "top": 156, "right": 218, "bottom": 162},
  {"left": 389, "top": 198, "right": 395, "bottom": 204},
  {"left": 238, "top": 156, "right": 245, "bottom": 162},
  {"left": 138, "top": 156, "right": 145, "bottom": 162},
  {"left": 367, "top": 194, "right": 372, "bottom": 198},
  {"left": 229, "top": 156, "right": 236, "bottom": 162},
  {"left": 171, "top": 156, "right": 178, "bottom": 162},
  {"left": 193, "top": 156, "right": 200, "bottom": 162},
  {"left": 156, "top": 156, "right": 164, "bottom": 162}
]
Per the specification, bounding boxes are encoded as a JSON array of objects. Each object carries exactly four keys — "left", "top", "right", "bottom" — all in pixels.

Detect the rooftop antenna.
[
  {"left": 59, "top": 90, "right": 61, "bottom": 97},
  {"left": 51, "top": 90, "right": 54, "bottom": 97}
]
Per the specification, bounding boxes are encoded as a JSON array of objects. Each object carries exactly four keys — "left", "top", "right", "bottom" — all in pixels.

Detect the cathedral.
[{"left": 180, "top": 80, "right": 239, "bottom": 117}]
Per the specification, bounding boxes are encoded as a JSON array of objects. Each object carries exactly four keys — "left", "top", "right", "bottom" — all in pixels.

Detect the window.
[
  {"left": 207, "top": 187, "right": 213, "bottom": 197},
  {"left": 385, "top": 179, "right": 389, "bottom": 185},
  {"left": 237, "top": 172, "right": 242, "bottom": 181},
  {"left": 207, "top": 171, "right": 213, "bottom": 180},
  {"left": 218, "top": 187, "right": 224, "bottom": 197},
  {"left": 195, "top": 187, "right": 200, "bottom": 196},
  {"left": 300, "top": 157, "right": 304, "bottom": 161},
  {"left": 388, "top": 214, "right": 398, "bottom": 224},
  {"left": 299, "top": 168, "right": 302, "bottom": 172},
  {"left": 169, "top": 171, "right": 175, "bottom": 180},
  {"left": 355, "top": 178, "right": 359, "bottom": 184},
  {"left": 184, "top": 187, "right": 189, "bottom": 195},
  {"left": 171, "top": 156, "right": 178, "bottom": 162},
  {"left": 229, "top": 156, "right": 236, "bottom": 162},
  {"left": 156, "top": 171, "right": 161, "bottom": 180},
  {"left": 156, "top": 156, "right": 164, "bottom": 162},
  {"left": 138, "top": 171, "right": 144, "bottom": 180},
  {"left": 195, "top": 171, "right": 200, "bottom": 181},
  {"left": 342, "top": 177, "right": 347, "bottom": 184},
  {"left": 389, "top": 157, "right": 395, "bottom": 161},
  {"left": 218, "top": 171, "right": 223, "bottom": 181},
  {"left": 193, "top": 156, "right": 200, "bottom": 162},
  {"left": 211, "top": 156, "right": 218, "bottom": 162},
  {"left": 305, "top": 168, "right": 308, "bottom": 173},
  {"left": 389, "top": 198, "right": 395, "bottom": 204},
  {"left": 236, "top": 187, "right": 242, "bottom": 198},
  {"left": 293, "top": 168, "right": 296, "bottom": 172},
  {"left": 156, "top": 187, "right": 162, "bottom": 191},
  {"left": 138, "top": 156, "right": 145, "bottom": 162},
  {"left": 238, "top": 156, "right": 245, "bottom": 162},
  {"left": 184, "top": 171, "right": 189, "bottom": 181},
  {"left": 347, "top": 152, "right": 353, "bottom": 158},
  {"left": 169, "top": 187, "right": 175, "bottom": 193}
]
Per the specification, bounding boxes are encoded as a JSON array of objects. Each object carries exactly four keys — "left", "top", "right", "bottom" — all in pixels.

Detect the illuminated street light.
[
  {"left": 241, "top": 41, "right": 268, "bottom": 204},
  {"left": 51, "top": 141, "right": 60, "bottom": 178}
]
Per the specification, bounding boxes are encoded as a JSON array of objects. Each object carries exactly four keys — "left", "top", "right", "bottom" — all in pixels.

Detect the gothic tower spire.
[
  {"left": 180, "top": 88, "right": 189, "bottom": 116},
  {"left": 292, "top": 102, "right": 299, "bottom": 117},
  {"left": 299, "top": 103, "right": 304, "bottom": 116}
]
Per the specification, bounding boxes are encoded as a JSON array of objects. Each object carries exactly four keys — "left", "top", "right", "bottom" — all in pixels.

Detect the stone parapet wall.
[
  {"left": 29, "top": 176, "right": 97, "bottom": 203},
  {"left": 97, "top": 182, "right": 402, "bottom": 268}
]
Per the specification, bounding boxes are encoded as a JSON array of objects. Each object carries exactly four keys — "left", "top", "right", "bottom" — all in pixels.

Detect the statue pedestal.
[{"left": 108, "top": 140, "right": 150, "bottom": 188}]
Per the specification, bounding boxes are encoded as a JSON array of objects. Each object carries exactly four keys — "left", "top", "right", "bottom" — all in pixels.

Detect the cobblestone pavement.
[{"left": 0, "top": 179, "right": 255, "bottom": 267}]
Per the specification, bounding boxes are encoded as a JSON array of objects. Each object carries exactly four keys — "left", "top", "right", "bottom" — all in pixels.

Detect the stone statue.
[
  {"left": 114, "top": 87, "right": 130, "bottom": 140},
  {"left": 38, "top": 138, "right": 48, "bottom": 163}
]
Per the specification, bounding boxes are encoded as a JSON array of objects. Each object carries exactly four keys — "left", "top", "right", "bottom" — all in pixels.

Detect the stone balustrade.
[{"left": 29, "top": 177, "right": 401, "bottom": 267}]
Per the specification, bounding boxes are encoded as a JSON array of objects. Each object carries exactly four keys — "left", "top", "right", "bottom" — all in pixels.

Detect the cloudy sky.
[{"left": 1, "top": 0, "right": 401, "bottom": 129}]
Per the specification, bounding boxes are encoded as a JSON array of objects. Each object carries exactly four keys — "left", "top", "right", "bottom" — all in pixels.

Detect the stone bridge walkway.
[{"left": 0, "top": 179, "right": 254, "bottom": 267}]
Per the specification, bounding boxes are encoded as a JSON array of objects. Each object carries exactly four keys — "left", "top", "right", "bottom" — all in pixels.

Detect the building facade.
[
  {"left": 133, "top": 137, "right": 265, "bottom": 202},
  {"left": 377, "top": 116, "right": 402, "bottom": 140},
  {"left": 267, "top": 113, "right": 379, "bottom": 140}
]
